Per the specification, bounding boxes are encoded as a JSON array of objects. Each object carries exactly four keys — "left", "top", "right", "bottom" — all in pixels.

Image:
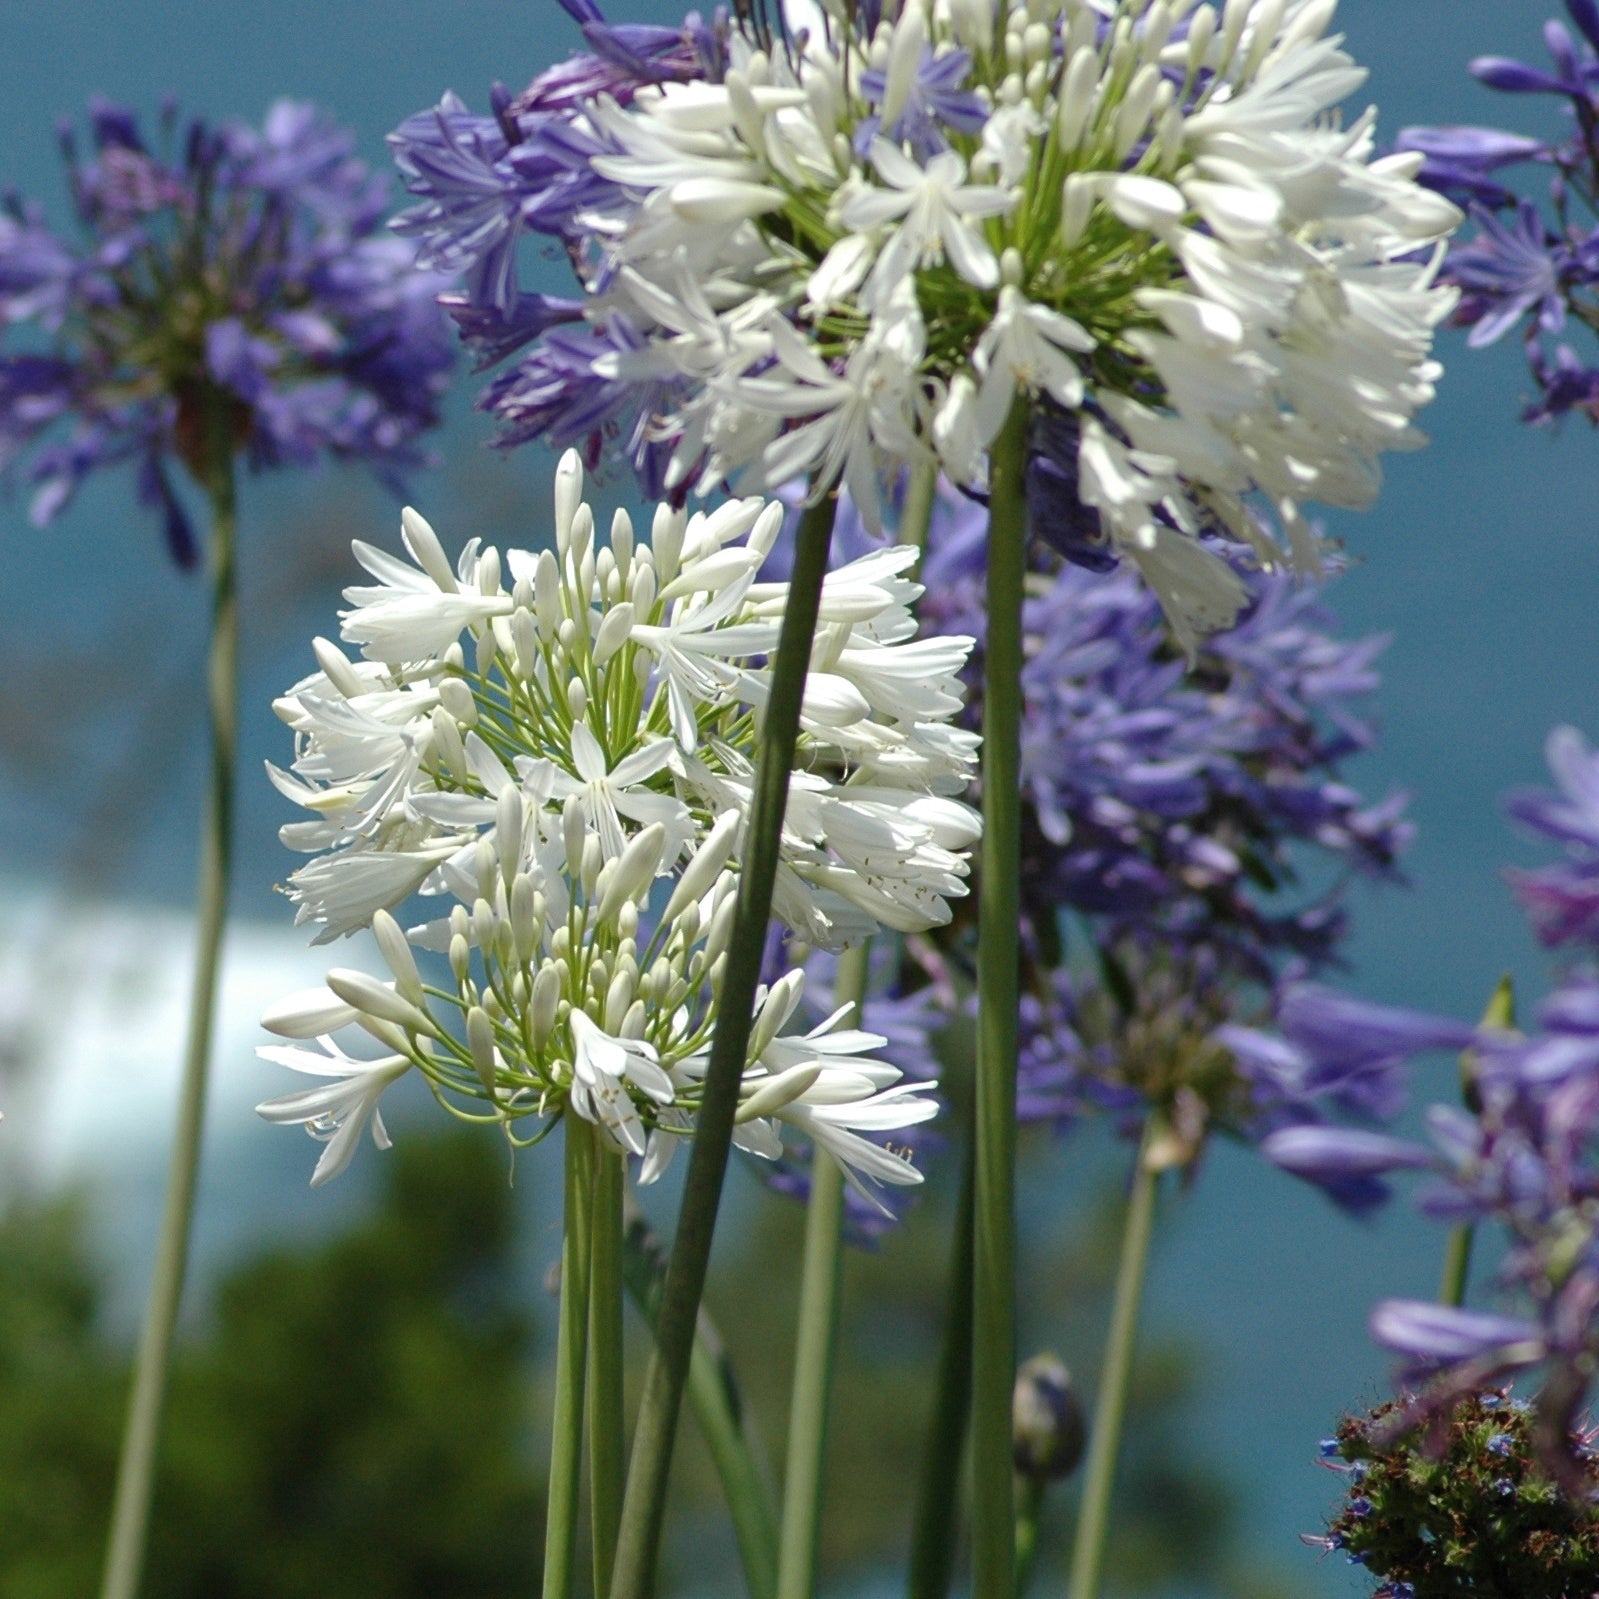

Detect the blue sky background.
[{"left": 0, "top": 0, "right": 1595, "bottom": 1592}]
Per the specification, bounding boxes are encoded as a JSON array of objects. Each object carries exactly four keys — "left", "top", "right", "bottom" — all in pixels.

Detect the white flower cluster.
[
  {"left": 257, "top": 451, "right": 977, "bottom": 1195},
  {"left": 571, "top": 0, "right": 1460, "bottom": 646}
]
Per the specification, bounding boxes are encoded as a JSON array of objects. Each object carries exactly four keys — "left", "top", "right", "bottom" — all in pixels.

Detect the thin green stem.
[
  {"left": 100, "top": 397, "right": 237, "bottom": 1599},
  {"left": 609, "top": 490, "right": 839, "bottom": 1599},
  {"left": 590, "top": 1148, "right": 626, "bottom": 1599},
  {"left": 1014, "top": 1476, "right": 1046, "bottom": 1598},
  {"left": 906, "top": 1115, "right": 976, "bottom": 1599},
  {"left": 620, "top": 1208, "right": 779, "bottom": 1599},
  {"left": 899, "top": 461, "right": 939, "bottom": 568},
  {"left": 546, "top": 1118, "right": 595, "bottom": 1599},
  {"left": 776, "top": 941, "right": 870, "bottom": 1599},
  {"left": 1438, "top": 1227, "right": 1474, "bottom": 1310},
  {"left": 1438, "top": 977, "right": 1514, "bottom": 1311},
  {"left": 1066, "top": 1124, "right": 1161, "bottom": 1599},
  {"left": 972, "top": 397, "right": 1029, "bottom": 1599}
]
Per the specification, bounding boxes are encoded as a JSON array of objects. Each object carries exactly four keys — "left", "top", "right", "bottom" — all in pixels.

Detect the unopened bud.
[
  {"left": 651, "top": 502, "right": 685, "bottom": 584},
  {"left": 580, "top": 834, "right": 604, "bottom": 900},
  {"left": 497, "top": 785, "right": 523, "bottom": 879},
  {"left": 430, "top": 706, "right": 467, "bottom": 778},
  {"left": 371, "top": 908, "right": 423, "bottom": 1005},
  {"left": 593, "top": 602, "right": 634, "bottom": 668},
  {"left": 511, "top": 874, "right": 539, "bottom": 962},
  {"left": 554, "top": 449, "right": 584, "bottom": 553},
  {"left": 438, "top": 675, "right": 477, "bottom": 728},
  {"left": 401, "top": 506, "right": 458, "bottom": 593},
  {"left": 312, "top": 636, "right": 365, "bottom": 699},
  {"left": 563, "top": 796, "right": 586, "bottom": 871},
  {"left": 531, "top": 964, "right": 562, "bottom": 1049},
  {"left": 598, "top": 822, "right": 667, "bottom": 926},
  {"left": 1012, "top": 1354, "right": 1087, "bottom": 1481},
  {"left": 661, "top": 813, "right": 741, "bottom": 928},
  {"left": 568, "top": 677, "right": 588, "bottom": 722},
  {"left": 467, "top": 1006, "right": 499, "bottom": 1098},
  {"left": 449, "top": 933, "right": 472, "bottom": 986},
  {"left": 326, "top": 967, "right": 436, "bottom": 1037}
]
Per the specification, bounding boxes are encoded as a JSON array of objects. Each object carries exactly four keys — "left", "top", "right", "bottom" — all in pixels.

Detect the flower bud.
[
  {"left": 430, "top": 706, "right": 467, "bottom": 778},
  {"left": 563, "top": 796, "right": 586, "bottom": 871},
  {"left": 593, "top": 601, "right": 634, "bottom": 668},
  {"left": 401, "top": 506, "right": 458, "bottom": 593},
  {"left": 438, "top": 675, "right": 477, "bottom": 727},
  {"left": 531, "top": 963, "right": 562, "bottom": 1049},
  {"left": 512, "top": 608, "right": 540, "bottom": 679},
  {"left": 736, "top": 1063, "right": 823, "bottom": 1123},
  {"left": 449, "top": 932, "right": 472, "bottom": 986},
  {"left": 497, "top": 785, "right": 524, "bottom": 880},
  {"left": 568, "top": 677, "right": 589, "bottom": 722},
  {"left": 372, "top": 908, "right": 423, "bottom": 1004},
  {"left": 662, "top": 812, "right": 741, "bottom": 928},
  {"left": 312, "top": 636, "right": 365, "bottom": 699},
  {"left": 326, "top": 967, "right": 436, "bottom": 1037},
  {"left": 467, "top": 1005, "right": 498, "bottom": 1098},
  {"left": 473, "top": 896, "right": 498, "bottom": 952},
  {"left": 511, "top": 873, "right": 539, "bottom": 962},
  {"left": 598, "top": 822, "right": 667, "bottom": 926},
  {"left": 554, "top": 449, "right": 583, "bottom": 555},
  {"left": 1012, "top": 1354, "right": 1086, "bottom": 1481},
  {"left": 261, "top": 985, "right": 360, "bottom": 1039},
  {"left": 651, "top": 501, "right": 685, "bottom": 585}
]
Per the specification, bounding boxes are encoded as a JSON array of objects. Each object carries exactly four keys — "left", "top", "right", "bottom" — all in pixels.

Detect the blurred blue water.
[{"left": 0, "top": 0, "right": 1593, "bottom": 1591}]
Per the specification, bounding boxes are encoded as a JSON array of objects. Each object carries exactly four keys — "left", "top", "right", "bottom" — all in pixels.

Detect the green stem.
[
  {"left": 590, "top": 1148, "right": 626, "bottom": 1599},
  {"left": 100, "top": 399, "right": 237, "bottom": 1599},
  {"left": 609, "top": 490, "right": 839, "bottom": 1599},
  {"left": 899, "top": 461, "right": 939, "bottom": 567},
  {"left": 906, "top": 1116, "right": 976, "bottom": 1599},
  {"left": 546, "top": 1118, "right": 595, "bottom": 1599},
  {"left": 1438, "top": 1227, "right": 1474, "bottom": 1310},
  {"left": 620, "top": 1209, "right": 779, "bottom": 1599},
  {"left": 1437, "top": 977, "right": 1513, "bottom": 1311},
  {"left": 1066, "top": 1124, "right": 1161, "bottom": 1599},
  {"left": 776, "top": 941, "right": 870, "bottom": 1599},
  {"left": 1014, "top": 1476, "right": 1046, "bottom": 1598},
  {"left": 972, "top": 397, "right": 1029, "bottom": 1599}
]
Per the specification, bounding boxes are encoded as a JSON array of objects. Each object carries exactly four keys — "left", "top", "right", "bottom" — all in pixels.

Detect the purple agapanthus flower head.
[
  {"left": 1405, "top": 2, "right": 1599, "bottom": 429},
  {"left": 1505, "top": 725, "right": 1599, "bottom": 949},
  {"left": 0, "top": 98, "right": 455, "bottom": 566}
]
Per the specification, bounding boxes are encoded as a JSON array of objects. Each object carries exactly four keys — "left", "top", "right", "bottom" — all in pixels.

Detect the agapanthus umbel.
[
  {"left": 392, "top": 0, "right": 1460, "bottom": 648},
  {"left": 1504, "top": 724, "right": 1599, "bottom": 950},
  {"left": 0, "top": 98, "right": 454, "bottom": 566},
  {"left": 257, "top": 451, "right": 977, "bottom": 1199},
  {"left": 1397, "top": 0, "right": 1599, "bottom": 428}
]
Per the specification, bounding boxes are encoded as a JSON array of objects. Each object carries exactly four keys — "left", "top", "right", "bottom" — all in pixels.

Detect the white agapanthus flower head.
[
  {"left": 257, "top": 452, "right": 972, "bottom": 1197},
  {"left": 405, "top": 0, "right": 1462, "bottom": 649}
]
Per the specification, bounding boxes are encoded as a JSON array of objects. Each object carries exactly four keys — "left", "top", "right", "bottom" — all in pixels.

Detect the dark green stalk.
[
  {"left": 1439, "top": 976, "right": 1515, "bottom": 1309},
  {"left": 1014, "top": 1477, "right": 1046, "bottom": 1597},
  {"left": 590, "top": 1147, "right": 626, "bottom": 1598},
  {"left": 971, "top": 398, "right": 1029, "bottom": 1599},
  {"left": 776, "top": 941, "right": 870, "bottom": 1599},
  {"left": 900, "top": 461, "right": 939, "bottom": 567},
  {"left": 906, "top": 1133, "right": 976, "bottom": 1599},
  {"left": 100, "top": 393, "right": 237, "bottom": 1599},
  {"left": 1066, "top": 1123, "right": 1161, "bottom": 1599},
  {"left": 620, "top": 1209, "right": 778, "bottom": 1599},
  {"left": 546, "top": 1118, "right": 595, "bottom": 1599},
  {"left": 608, "top": 490, "right": 839, "bottom": 1599}
]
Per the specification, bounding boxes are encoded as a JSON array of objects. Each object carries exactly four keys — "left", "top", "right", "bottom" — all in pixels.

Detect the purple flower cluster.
[
  {"left": 1398, "top": 0, "right": 1599, "bottom": 427},
  {"left": 0, "top": 98, "right": 454, "bottom": 565},
  {"left": 765, "top": 481, "right": 1416, "bottom": 1184},
  {"left": 1505, "top": 725, "right": 1599, "bottom": 949},
  {"left": 1278, "top": 973, "right": 1599, "bottom": 1488},
  {"left": 910, "top": 484, "right": 1411, "bottom": 983},
  {"left": 387, "top": 1, "right": 722, "bottom": 495}
]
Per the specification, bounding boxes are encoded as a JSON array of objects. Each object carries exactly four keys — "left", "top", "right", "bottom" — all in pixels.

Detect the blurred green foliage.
[
  {"left": 0, "top": 1122, "right": 1306, "bottom": 1598},
  {"left": 0, "top": 1131, "right": 544, "bottom": 1599}
]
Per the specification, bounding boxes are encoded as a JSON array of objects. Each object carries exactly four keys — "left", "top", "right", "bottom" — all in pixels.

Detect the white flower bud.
[
  {"left": 401, "top": 507, "right": 458, "bottom": 593},
  {"left": 735, "top": 1063, "right": 823, "bottom": 1123},
  {"left": 439, "top": 676, "right": 477, "bottom": 727},
  {"left": 651, "top": 502, "right": 685, "bottom": 585},
  {"left": 466, "top": 906, "right": 497, "bottom": 967},
  {"left": 531, "top": 964, "right": 561, "bottom": 1049},
  {"left": 511, "top": 874, "right": 539, "bottom": 962},
  {"left": 326, "top": 967, "right": 436, "bottom": 1036},
  {"left": 563, "top": 797, "right": 586, "bottom": 874},
  {"left": 880, "top": 2, "right": 927, "bottom": 127},
  {"left": 476, "top": 545, "right": 502, "bottom": 597},
  {"left": 621, "top": 999, "right": 648, "bottom": 1040},
  {"left": 610, "top": 507, "right": 634, "bottom": 578},
  {"left": 598, "top": 822, "right": 668, "bottom": 926},
  {"left": 660, "top": 812, "right": 741, "bottom": 928},
  {"left": 750, "top": 969, "right": 805, "bottom": 1062},
  {"left": 372, "top": 908, "right": 424, "bottom": 1005},
  {"left": 430, "top": 706, "right": 467, "bottom": 778},
  {"left": 1185, "top": 2, "right": 1216, "bottom": 75},
  {"left": 1113, "top": 63, "right": 1162, "bottom": 161},
  {"left": 702, "top": 886, "right": 740, "bottom": 968},
  {"left": 604, "top": 969, "right": 634, "bottom": 1034},
  {"left": 261, "top": 986, "right": 360, "bottom": 1039},
  {"left": 1055, "top": 46, "right": 1099, "bottom": 149},
  {"left": 312, "top": 636, "right": 365, "bottom": 699},
  {"left": 475, "top": 627, "right": 499, "bottom": 678},
  {"left": 554, "top": 450, "right": 584, "bottom": 556},
  {"left": 497, "top": 784, "right": 523, "bottom": 879},
  {"left": 450, "top": 933, "right": 472, "bottom": 986},
  {"left": 581, "top": 833, "right": 604, "bottom": 900},
  {"left": 593, "top": 602, "right": 634, "bottom": 669},
  {"left": 629, "top": 559, "right": 657, "bottom": 617},
  {"left": 512, "top": 608, "right": 540, "bottom": 679},
  {"left": 474, "top": 840, "right": 497, "bottom": 899},
  {"left": 467, "top": 1005, "right": 499, "bottom": 1098},
  {"left": 1061, "top": 172, "right": 1095, "bottom": 247}
]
